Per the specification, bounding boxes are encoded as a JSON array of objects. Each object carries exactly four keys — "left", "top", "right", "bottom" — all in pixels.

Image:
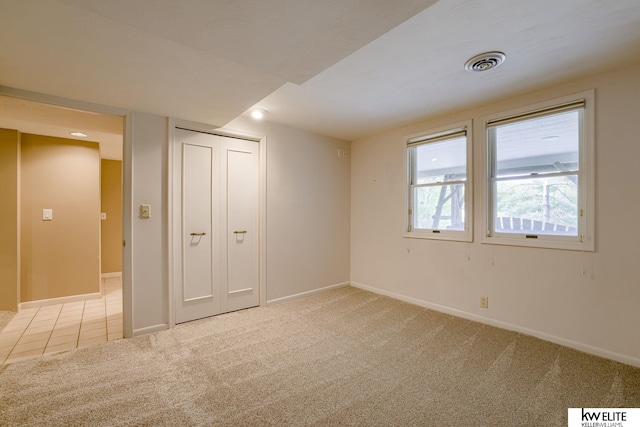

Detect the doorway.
[
  {"left": 0, "top": 95, "right": 126, "bottom": 363},
  {"left": 172, "top": 128, "right": 260, "bottom": 324}
]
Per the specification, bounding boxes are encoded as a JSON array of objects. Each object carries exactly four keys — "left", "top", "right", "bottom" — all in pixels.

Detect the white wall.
[
  {"left": 127, "top": 112, "right": 169, "bottom": 335},
  {"left": 350, "top": 62, "right": 640, "bottom": 366}
]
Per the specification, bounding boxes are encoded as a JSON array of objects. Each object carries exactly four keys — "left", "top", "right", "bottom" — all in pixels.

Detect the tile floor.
[{"left": 0, "top": 276, "right": 123, "bottom": 365}]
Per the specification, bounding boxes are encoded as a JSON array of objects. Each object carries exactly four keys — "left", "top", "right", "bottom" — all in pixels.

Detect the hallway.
[{"left": 0, "top": 276, "right": 122, "bottom": 364}]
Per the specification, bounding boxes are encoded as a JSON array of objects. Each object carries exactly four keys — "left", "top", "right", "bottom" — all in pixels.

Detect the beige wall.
[
  {"left": 350, "top": 62, "right": 640, "bottom": 366},
  {"left": 21, "top": 134, "right": 100, "bottom": 302},
  {"left": 101, "top": 159, "right": 122, "bottom": 274},
  {"left": 0, "top": 129, "right": 20, "bottom": 311}
]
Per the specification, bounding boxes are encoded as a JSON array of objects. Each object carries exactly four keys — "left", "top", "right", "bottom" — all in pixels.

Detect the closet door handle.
[
  {"left": 233, "top": 230, "right": 247, "bottom": 234},
  {"left": 190, "top": 232, "right": 206, "bottom": 236}
]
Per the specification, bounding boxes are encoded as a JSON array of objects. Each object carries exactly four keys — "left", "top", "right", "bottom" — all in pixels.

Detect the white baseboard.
[
  {"left": 133, "top": 324, "right": 169, "bottom": 336},
  {"left": 19, "top": 292, "right": 102, "bottom": 311},
  {"left": 101, "top": 272, "right": 122, "bottom": 279},
  {"left": 351, "top": 281, "right": 640, "bottom": 369},
  {"left": 267, "top": 282, "right": 350, "bottom": 306}
]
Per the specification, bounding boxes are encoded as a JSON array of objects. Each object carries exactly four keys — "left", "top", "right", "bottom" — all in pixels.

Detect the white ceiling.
[
  {"left": 1, "top": 0, "right": 640, "bottom": 146},
  {"left": 256, "top": 0, "right": 640, "bottom": 140}
]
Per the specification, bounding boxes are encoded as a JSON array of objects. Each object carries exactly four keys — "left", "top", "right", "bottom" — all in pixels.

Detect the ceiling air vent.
[{"left": 464, "top": 51, "right": 506, "bottom": 72}]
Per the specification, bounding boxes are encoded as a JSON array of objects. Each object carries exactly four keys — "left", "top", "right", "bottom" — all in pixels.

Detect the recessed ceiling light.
[
  {"left": 250, "top": 109, "right": 266, "bottom": 120},
  {"left": 70, "top": 132, "right": 87, "bottom": 138},
  {"left": 465, "top": 51, "right": 506, "bottom": 72},
  {"left": 431, "top": 157, "right": 438, "bottom": 162}
]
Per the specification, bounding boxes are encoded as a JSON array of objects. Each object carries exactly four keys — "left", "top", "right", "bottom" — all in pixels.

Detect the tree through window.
[{"left": 406, "top": 121, "right": 472, "bottom": 241}]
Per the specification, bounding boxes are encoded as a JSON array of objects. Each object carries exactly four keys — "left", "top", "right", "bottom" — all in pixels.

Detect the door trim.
[{"left": 168, "top": 120, "right": 267, "bottom": 328}]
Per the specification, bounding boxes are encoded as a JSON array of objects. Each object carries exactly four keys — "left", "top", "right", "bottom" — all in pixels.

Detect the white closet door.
[
  {"left": 173, "top": 129, "right": 259, "bottom": 324},
  {"left": 220, "top": 138, "right": 259, "bottom": 314}
]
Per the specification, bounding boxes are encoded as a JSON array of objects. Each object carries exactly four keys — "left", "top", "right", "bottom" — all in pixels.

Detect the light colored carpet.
[{"left": 1, "top": 286, "right": 639, "bottom": 426}]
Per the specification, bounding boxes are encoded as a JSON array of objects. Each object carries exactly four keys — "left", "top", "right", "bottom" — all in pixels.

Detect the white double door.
[{"left": 173, "top": 129, "right": 259, "bottom": 324}]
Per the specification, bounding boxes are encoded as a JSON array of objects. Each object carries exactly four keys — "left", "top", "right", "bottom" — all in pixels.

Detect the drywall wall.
[
  {"left": 0, "top": 129, "right": 20, "bottom": 311},
  {"left": 127, "top": 113, "right": 350, "bottom": 334},
  {"left": 225, "top": 116, "right": 351, "bottom": 302},
  {"left": 20, "top": 134, "right": 100, "bottom": 302},
  {"left": 128, "top": 112, "right": 168, "bottom": 335},
  {"left": 100, "top": 159, "right": 122, "bottom": 274},
  {"left": 350, "top": 62, "right": 640, "bottom": 366}
]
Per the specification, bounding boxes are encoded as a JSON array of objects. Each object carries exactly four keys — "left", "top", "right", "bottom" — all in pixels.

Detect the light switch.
[
  {"left": 140, "top": 204, "right": 151, "bottom": 219},
  {"left": 101, "top": 212, "right": 107, "bottom": 220},
  {"left": 43, "top": 209, "right": 53, "bottom": 221}
]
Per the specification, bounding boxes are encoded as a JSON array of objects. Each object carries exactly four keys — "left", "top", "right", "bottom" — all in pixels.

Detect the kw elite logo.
[{"left": 568, "top": 408, "right": 640, "bottom": 427}]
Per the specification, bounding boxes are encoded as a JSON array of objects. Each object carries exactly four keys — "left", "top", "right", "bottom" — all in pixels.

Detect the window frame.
[
  {"left": 481, "top": 90, "right": 595, "bottom": 251},
  {"left": 404, "top": 120, "right": 473, "bottom": 242}
]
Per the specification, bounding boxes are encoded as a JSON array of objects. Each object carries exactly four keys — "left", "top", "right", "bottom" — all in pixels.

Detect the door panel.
[
  {"left": 173, "top": 129, "right": 259, "bottom": 324},
  {"left": 183, "top": 143, "right": 214, "bottom": 301},
  {"left": 222, "top": 145, "right": 259, "bottom": 312}
]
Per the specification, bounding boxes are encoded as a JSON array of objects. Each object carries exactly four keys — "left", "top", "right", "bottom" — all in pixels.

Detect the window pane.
[
  {"left": 413, "top": 136, "right": 466, "bottom": 184},
  {"left": 413, "top": 184, "right": 465, "bottom": 231},
  {"left": 494, "top": 175, "right": 578, "bottom": 236},
  {"left": 495, "top": 110, "right": 579, "bottom": 178}
]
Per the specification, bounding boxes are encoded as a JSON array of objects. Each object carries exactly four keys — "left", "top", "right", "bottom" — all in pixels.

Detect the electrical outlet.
[{"left": 480, "top": 296, "right": 489, "bottom": 309}]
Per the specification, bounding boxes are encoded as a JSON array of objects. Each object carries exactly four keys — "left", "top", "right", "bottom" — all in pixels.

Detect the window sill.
[
  {"left": 481, "top": 234, "right": 594, "bottom": 251},
  {"left": 403, "top": 231, "right": 472, "bottom": 243}
]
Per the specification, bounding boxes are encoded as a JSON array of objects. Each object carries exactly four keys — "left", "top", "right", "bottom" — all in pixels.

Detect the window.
[
  {"left": 483, "top": 91, "right": 594, "bottom": 250},
  {"left": 406, "top": 121, "right": 472, "bottom": 241}
]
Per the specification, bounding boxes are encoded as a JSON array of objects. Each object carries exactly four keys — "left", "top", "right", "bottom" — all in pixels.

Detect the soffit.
[{"left": 0, "top": 0, "right": 434, "bottom": 127}]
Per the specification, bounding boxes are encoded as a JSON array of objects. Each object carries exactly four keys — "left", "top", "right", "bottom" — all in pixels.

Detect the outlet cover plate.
[{"left": 480, "top": 296, "right": 489, "bottom": 309}]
